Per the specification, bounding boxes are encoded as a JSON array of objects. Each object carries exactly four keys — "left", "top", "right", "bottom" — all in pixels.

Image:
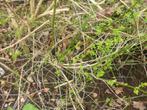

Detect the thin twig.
[{"left": 52, "top": 0, "right": 57, "bottom": 47}]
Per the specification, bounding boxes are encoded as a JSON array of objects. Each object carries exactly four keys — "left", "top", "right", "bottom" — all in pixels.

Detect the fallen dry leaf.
[
  {"left": 96, "top": 7, "right": 114, "bottom": 19},
  {"left": 27, "top": 75, "right": 34, "bottom": 82},
  {"left": 0, "top": 67, "right": 5, "bottom": 77},
  {"left": 105, "top": 89, "right": 111, "bottom": 94},
  {"left": 20, "top": 97, "right": 25, "bottom": 103},
  {"left": 96, "top": 3, "right": 120, "bottom": 19},
  {"left": 92, "top": 92, "right": 98, "bottom": 98},
  {"left": 133, "top": 101, "right": 146, "bottom": 110},
  {"left": 42, "top": 88, "right": 49, "bottom": 93},
  {"left": 114, "top": 87, "right": 124, "bottom": 95}
]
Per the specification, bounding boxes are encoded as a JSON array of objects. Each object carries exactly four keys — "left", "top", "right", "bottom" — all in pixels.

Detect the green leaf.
[
  {"left": 106, "top": 98, "right": 111, "bottom": 104},
  {"left": 0, "top": 11, "right": 9, "bottom": 26},
  {"left": 133, "top": 87, "right": 139, "bottom": 95},
  {"left": 15, "top": 26, "right": 23, "bottom": 38},
  {"left": 106, "top": 79, "right": 117, "bottom": 86},
  {"left": 144, "top": 17, "right": 147, "bottom": 23},
  {"left": 112, "top": 29, "right": 121, "bottom": 36},
  {"left": 96, "top": 26, "right": 102, "bottom": 35},
  {"left": 23, "top": 103, "right": 39, "bottom": 110},
  {"left": 96, "top": 70, "right": 105, "bottom": 78},
  {"left": 11, "top": 50, "right": 22, "bottom": 61},
  {"left": 7, "top": 106, "right": 13, "bottom": 110},
  {"left": 140, "top": 82, "right": 147, "bottom": 88}
]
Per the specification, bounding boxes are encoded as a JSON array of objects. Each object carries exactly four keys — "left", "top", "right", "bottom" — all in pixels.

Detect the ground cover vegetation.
[{"left": 0, "top": 0, "right": 147, "bottom": 110}]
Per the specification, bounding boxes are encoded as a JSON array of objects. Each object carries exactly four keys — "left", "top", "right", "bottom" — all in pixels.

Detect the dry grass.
[{"left": 0, "top": 0, "right": 147, "bottom": 110}]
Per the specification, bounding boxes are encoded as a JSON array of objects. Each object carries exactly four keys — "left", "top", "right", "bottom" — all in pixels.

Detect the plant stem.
[{"left": 52, "top": 0, "right": 57, "bottom": 52}]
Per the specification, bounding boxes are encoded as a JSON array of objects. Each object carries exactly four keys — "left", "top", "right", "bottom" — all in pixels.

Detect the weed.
[{"left": 0, "top": 0, "right": 146, "bottom": 110}]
